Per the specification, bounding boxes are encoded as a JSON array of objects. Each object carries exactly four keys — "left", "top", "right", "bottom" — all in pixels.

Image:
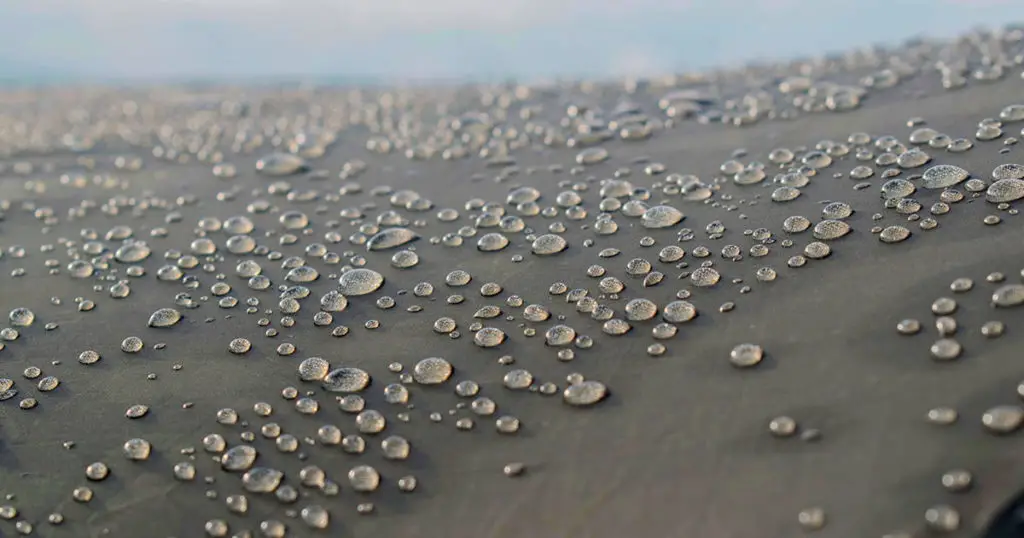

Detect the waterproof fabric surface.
[{"left": 2, "top": 32, "right": 1024, "bottom": 538}]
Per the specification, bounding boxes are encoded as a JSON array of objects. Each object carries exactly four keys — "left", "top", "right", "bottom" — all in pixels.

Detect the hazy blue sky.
[{"left": 0, "top": 0, "right": 1021, "bottom": 82}]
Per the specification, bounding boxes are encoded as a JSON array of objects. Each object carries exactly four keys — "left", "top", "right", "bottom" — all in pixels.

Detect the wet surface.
[{"left": 2, "top": 24, "right": 1024, "bottom": 538}]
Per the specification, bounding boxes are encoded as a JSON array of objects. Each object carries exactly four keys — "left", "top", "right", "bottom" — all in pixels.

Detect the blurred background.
[{"left": 1, "top": 0, "right": 1022, "bottom": 85}]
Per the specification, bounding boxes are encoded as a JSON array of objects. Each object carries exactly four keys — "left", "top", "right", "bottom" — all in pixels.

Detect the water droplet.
[
  {"left": 729, "top": 343, "right": 764, "bottom": 368},
  {"left": 798, "top": 507, "right": 826, "bottom": 531},
  {"left": 881, "top": 178, "right": 916, "bottom": 199},
  {"left": 147, "top": 308, "right": 182, "bottom": 328},
  {"left": 496, "top": 415, "right": 521, "bottom": 434},
  {"left": 503, "top": 369, "right": 534, "bottom": 390},
  {"left": 477, "top": 233, "right": 510, "bottom": 252},
  {"left": 641, "top": 205, "right": 684, "bottom": 228},
  {"left": 398, "top": 475, "right": 418, "bottom": 492},
  {"left": 348, "top": 465, "right": 381, "bottom": 492},
  {"left": 367, "top": 228, "right": 418, "bottom": 251},
  {"left": 221, "top": 445, "right": 258, "bottom": 471},
  {"left": 322, "top": 367, "right": 370, "bottom": 392},
  {"left": 545, "top": 325, "right": 576, "bottom": 345},
  {"left": 782, "top": 215, "right": 811, "bottom": 233},
  {"left": 926, "top": 407, "right": 958, "bottom": 425},
  {"left": 8, "top": 308, "right": 34, "bottom": 327},
  {"left": 624, "top": 298, "right": 658, "bottom": 321},
  {"left": 381, "top": 435, "right": 411, "bottom": 460},
  {"left": 319, "top": 290, "right": 348, "bottom": 312},
  {"left": 256, "top": 152, "right": 308, "bottom": 176},
  {"left": 531, "top": 234, "right": 567, "bottom": 255},
  {"left": 922, "top": 164, "right": 968, "bottom": 189},
  {"left": 982, "top": 405, "right": 1023, "bottom": 434},
  {"left": 114, "top": 242, "right": 151, "bottom": 263},
  {"left": 298, "top": 357, "right": 330, "bottom": 381},
  {"left": 123, "top": 438, "right": 152, "bottom": 460},
  {"left": 562, "top": 380, "right": 608, "bottom": 406},
  {"left": 300, "top": 505, "right": 330, "bottom": 529},
  {"left": 986, "top": 178, "right": 1024, "bottom": 202},
  {"left": 474, "top": 327, "right": 506, "bottom": 347},
  {"left": 940, "top": 469, "right": 972, "bottom": 492},
  {"left": 821, "top": 202, "right": 852, "bottom": 220},
  {"left": 338, "top": 269, "right": 384, "bottom": 296},
  {"left": 413, "top": 357, "right": 453, "bottom": 385},
  {"left": 812, "top": 220, "right": 851, "bottom": 240},
  {"left": 690, "top": 267, "right": 720, "bottom": 287},
  {"left": 121, "top": 336, "right": 144, "bottom": 353},
  {"left": 503, "top": 462, "right": 526, "bottom": 477},
  {"left": 85, "top": 462, "right": 109, "bottom": 481},
  {"left": 879, "top": 225, "right": 911, "bottom": 243},
  {"left": 125, "top": 404, "right": 149, "bottom": 419},
  {"left": 769, "top": 416, "right": 797, "bottom": 437},
  {"left": 228, "top": 337, "right": 251, "bottom": 355},
  {"left": 576, "top": 147, "right": 609, "bottom": 165},
  {"left": 771, "top": 186, "right": 801, "bottom": 202},
  {"left": 930, "top": 338, "right": 962, "bottom": 361},
  {"left": 981, "top": 320, "right": 1005, "bottom": 338},
  {"left": 992, "top": 284, "right": 1024, "bottom": 307}
]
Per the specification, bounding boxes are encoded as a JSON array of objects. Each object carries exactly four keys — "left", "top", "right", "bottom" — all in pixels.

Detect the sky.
[{"left": 0, "top": 0, "right": 1021, "bottom": 83}]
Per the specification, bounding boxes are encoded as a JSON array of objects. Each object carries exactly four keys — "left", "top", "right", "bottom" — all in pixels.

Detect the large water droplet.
[
  {"left": 255, "top": 153, "right": 308, "bottom": 176},
  {"left": 641, "top": 205, "right": 684, "bottom": 228},
  {"left": 322, "top": 367, "right": 371, "bottom": 392},
  {"left": 563, "top": 380, "right": 608, "bottom": 406},
  {"left": 992, "top": 284, "right": 1024, "bottom": 307},
  {"left": 531, "top": 234, "right": 567, "bottom": 255},
  {"left": 8, "top": 308, "right": 34, "bottom": 327},
  {"left": 412, "top": 357, "right": 453, "bottom": 385},
  {"left": 221, "top": 445, "right": 258, "bottom": 471},
  {"left": 338, "top": 269, "right": 384, "bottom": 296},
  {"left": 147, "top": 308, "right": 182, "bottom": 328},
  {"left": 242, "top": 467, "right": 284, "bottom": 493},
  {"left": 366, "top": 228, "right": 419, "bottom": 251},
  {"left": 922, "top": 164, "right": 968, "bottom": 189},
  {"left": 986, "top": 178, "right": 1024, "bottom": 203}
]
